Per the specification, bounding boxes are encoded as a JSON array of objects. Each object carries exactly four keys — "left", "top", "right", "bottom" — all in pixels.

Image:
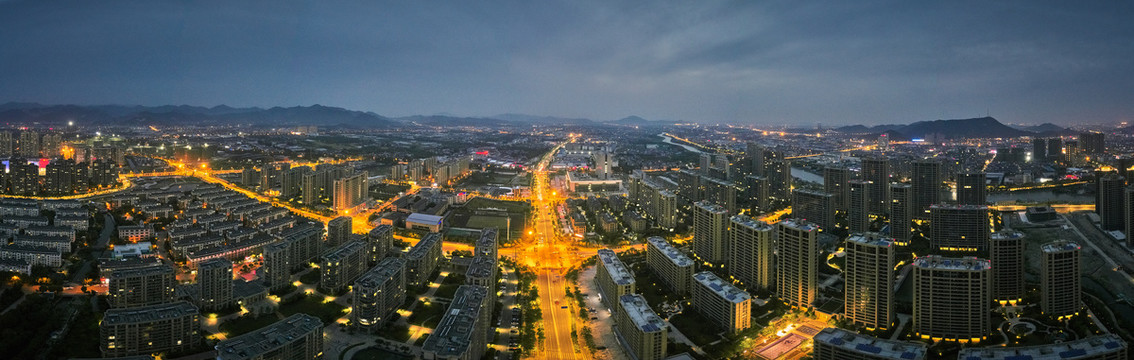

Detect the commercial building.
[
  {"left": 326, "top": 216, "right": 352, "bottom": 248},
  {"left": 645, "top": 236, "right": 694, "bottom": 295},
  {"left": 320, "top": 240, "right": 370, "bottom": 292},
  {"left": 197, "top": 258, "right": 233, "bottom": 311},
  {"left": 100, "top": 301, "right": 201, "bottom": 358},
  {"left": 406, "top": 213, "right": 445, "bottom": 232},
  {"left": 957, "top": 334, "right": 1126, "bottom": 360},
  {"left": 989, "top": 231, "right": 1026, "bottom": 304},
  {"left": 1041, "top": 240, "right": 1082, "bottom": 318},
  {"left": 812, "top": 327, "right": 927, "bottom": 360},
  {"left": 928, "top": 204, "right": 990, "bottom": 252},
  {"left": 596, "top": 249, "right": 636, "bottom": 312},
  {"left": 823, "top": 166, "right": 852, "bottom": 213},
  {"left": 368, "top": 224, "right": 394, "bottom": 263},
  {"left": 406, "top": 232, "right": 443, "bottom": 287},
  {"left": 848, "top": 180, "right": 872, "bottom": 233},
  {"left": 844, "top": 233, "right": 895, "bottom": 330},
  {"left": 691, "top": 271, "right": 751, "bottom": 334},
  {"left": 861, "top": 157, "right": 890, "bottom": 214},
  {"left": 353, "top": 257, "right": 406, "bottom": 332},
  {"left": 421, "top": 285, "right": 491, "bottom": 360},
  {"left": 108, "top": 264, "right": 177, "bottom": 308},
  {"left": 776, "top": 219, "right": 818, "bottom": 309},
  {"left": 791, "top": 189, "right": 835, "bottom": 230},
  {"left": 912, "top": 256, "right": 991, "bottom": 343},
  {"left": 692, "top": 201, "right": 730, "bottom": 265},
  {"left": 215, "top": 313, "right": 324, "bottom": 360},
  {"left": 911, "top": 159, "right": 941, "bottom": 218},
  {"left": 889, "top": 183, "right": 913, "bottom": 243},
  {"left": 956, "top": 172, "right": 987, "bottom": 205},
  {"left": 615, "top": 294, "right": 668, "bottom": 360},
  {"left": 729, "top": 215, "right": 774, "bottom": 291}
]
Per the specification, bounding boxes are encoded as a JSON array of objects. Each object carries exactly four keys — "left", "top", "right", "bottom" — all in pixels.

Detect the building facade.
[
  {"left": 1041, "top": 240, "right": 1082, "bottom": 318},
  {"left": 691, "top": 271, "right": 751, "bottom": 334},
  {"left": 844, "top": 233, "right": 895, "bottom": 331},
  {"left": 776, "top": 219, "right": 818, "bottom": 309},
  {"left": 912, "top": 256, "right": 991, "bottom": 343},
  {"left": 645, "top": 236, "right": 694, "bottom": 295}
]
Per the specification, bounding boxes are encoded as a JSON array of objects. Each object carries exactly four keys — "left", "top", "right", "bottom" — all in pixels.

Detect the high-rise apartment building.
[
  {"left": 197, "top": 258, "right": 233, "bottom": 311},
  {"left": 989, "top": 231, "right": 1026, "bottom": 304},
  {"left": 100, "top": 301, "right": 201, "bottom": 357},
  {"left": 645, "top": 236, "right": 694, "bottom": 295},
  {"left": 890, "top": 183, "right": 913, "bottom": 243},
  {"left": 320, "top": 240, "right": 370, "bottom": 292},
  {"left": 812, "top": 327, "right": 928, "bottom": 360},
  {"left": 766, "top": 159, "right": 793, "bottom": 206},
  {"left": 262, "top": 241, "right": 291, "bottom": 291},
  {"left": 912, "top": 256, "right": 991, "bottom": 343},
  {"left": 216, "top": 313, "right": 323, "bottom": 360},
  {"left": 1096, "top": 173, "right": 1126, "bottom": 231},
  {"left": 333, "top": 172, "right": 368, "bottom": 210},
  {"left": 1126, "top": 187, "right": 1134, "bottom": 248},
  {"left": 823, "top": 166, "right": 852, "bottom": 212},
  {"left": 108, "top": 264, "right": 177, "bottom": 308},
  {"left": 405, "top": 232, "right": 443, "bottom": 287},
  {"left": 691, "top": 271, "right": 751, "bottom": 334},
  {"left": 848, "top": 180, "right": 872, "bottom": 233},
  {"left": 1041, "top": 240, "right": 1082, "bottom": 318},
  {"left": 596, "top": 249, "right": 636, "bottom": 312},
  {"left": 1047, "top": 137, "right": 1064, "bottom": 161},
  {"left": 928, "top": 204, "right": 990, "bottom": 252},
  {"left": 615, "top": 294, "right": 668, "bottom": 360},
  {"left": 911, "top": 160, "right": 941, "bottom": 218},
  {"left": 701, "top": 176, "right": 738, "bottom": 214},
  {"left": 368, "top": 224, "right": 393, "bottom": 263},
  {"left": 956, "top": 172, "right": 987, "bottom": 205},
  {"left": 776, "top": 219, "right": 818, "bottom": 309},
  {"left": 421, "top": 285, "right": 491, "bottom": 360},
  {"left": 1079, "top": 132, "right": 1105, "bottom": 154},
  {"left": 326, "top": 216, "right": 352, "bottom": 248},
  {"left": 692, "top": 201, "right": 730, "bottom": 265},
  {"left": 844, "top": 233, "right": 895, "bottom": 331},
  {"left": 791, "top": 189, "right": 835, "bottom": 230},
  {"left": 17, "top": 130, "right": 39, "bottom": 157},
  {"left": 861, "top": 157, "right": 890, "bottom": 214},
  {"left": 353, "top": 257, "right": 406, "bottom": 332},
  {"left": 729, "top": 215, "right": 775, "bottom": 291}
]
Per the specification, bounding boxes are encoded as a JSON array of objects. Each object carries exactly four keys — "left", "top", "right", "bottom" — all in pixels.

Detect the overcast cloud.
[{"left": 0, "top": 1, "right": 1131, "bottom": 125}]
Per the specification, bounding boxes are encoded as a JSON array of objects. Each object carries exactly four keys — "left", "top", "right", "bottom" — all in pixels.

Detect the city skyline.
[{"left": 1, "top": 1, "right": 1132, "bottom": 126}]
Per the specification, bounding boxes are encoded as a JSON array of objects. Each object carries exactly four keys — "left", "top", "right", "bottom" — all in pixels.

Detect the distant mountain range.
[
  {"left": 833, "top": 117, "right": 1073, "bottom": 139},
  {"left": 0, "top": 102, "right": 677, "bottom": 128}
]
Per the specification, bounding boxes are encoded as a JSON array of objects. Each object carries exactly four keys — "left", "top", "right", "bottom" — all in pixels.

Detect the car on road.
[{"left": 510, "top": 329, "right": 519, "bottom": 334}]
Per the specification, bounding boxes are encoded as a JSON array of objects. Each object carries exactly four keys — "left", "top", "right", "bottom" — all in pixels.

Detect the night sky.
[{"left": 1, "top": 1, "right": 1131, "bottom": 126}]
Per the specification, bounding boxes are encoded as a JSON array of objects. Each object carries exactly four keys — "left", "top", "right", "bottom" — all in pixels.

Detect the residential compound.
[
  {"left": 957, "top": 335, "right": 1127, "bottom": 360},
  {"left": 691, "top": 271, "right": 751, "bottom": 334},
  {"left": 596, "top": 248, "right": 636, "bottom": 312},
  {"left": 644, "top": 236, "right": 694, "bottom": 295},
  {"left": 615, "top": 294, "right": 668, "bottom": 360}
]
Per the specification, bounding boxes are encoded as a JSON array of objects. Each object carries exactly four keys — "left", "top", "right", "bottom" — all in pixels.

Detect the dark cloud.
[{"left": 0, "top": 0, "right": 1130, "bottom": 125}]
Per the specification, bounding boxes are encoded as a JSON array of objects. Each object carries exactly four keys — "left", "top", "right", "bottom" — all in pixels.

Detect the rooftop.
[
  {"left": 814, "top": 327, "right": 927, "bottom": 360},
  {"left": 356, "top": 257, "right": 405, "bottom": 289},
  {"left": 779, "top": 218, "right": 819, "bottom": 232},
  {"left": 407, "top": 212, "right": 445, "bottom": 225},
  {"left": 407, "top": 233, "right": 442, "bottom": 259},
  {"left": 731, "top": 215, "right": 773, "bottom": 231},
  {"left": 693, "top": 201, "right": 728, "bottom": 214},
  {"left": 929, "top": 204, "right": 990, "bottom": 211},
  {"left": 422, "top": 285, "right": 489, "bottom": 357},
  {"left": 912, "top": 255, "right": 991, "bottom": 271},
  {"left": 322, "top": 239, "right": 367, "bottom": 262},
  {"left": 1042, "top": 240, "right": 1081, "bottom": 253},
  {"left": 693, "top": 271, "right": 750, "bottom": 303},
  {"left": 216, "top": 313, "right": 323, "bottom": 360},
  {"left": 102, "top": 301, "right": 198, "bottom": 325},
  {"left": 846, "top": 233, "right": 895, "bottom": 248},
  {"left": 618, "top": 294, "right": 667, "bottom": 333},
  {"left": 645, "top": 237, "right": 693, "bottom": 267},
  {"left": 957, "top": 334, "right": 1126, "bottom": 360},
  {"left": 990, "top": 230, "right": 1025, "bottom": 241},
  {"left": 598, "top": 249, "right": 635, "bottom": 286}
]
